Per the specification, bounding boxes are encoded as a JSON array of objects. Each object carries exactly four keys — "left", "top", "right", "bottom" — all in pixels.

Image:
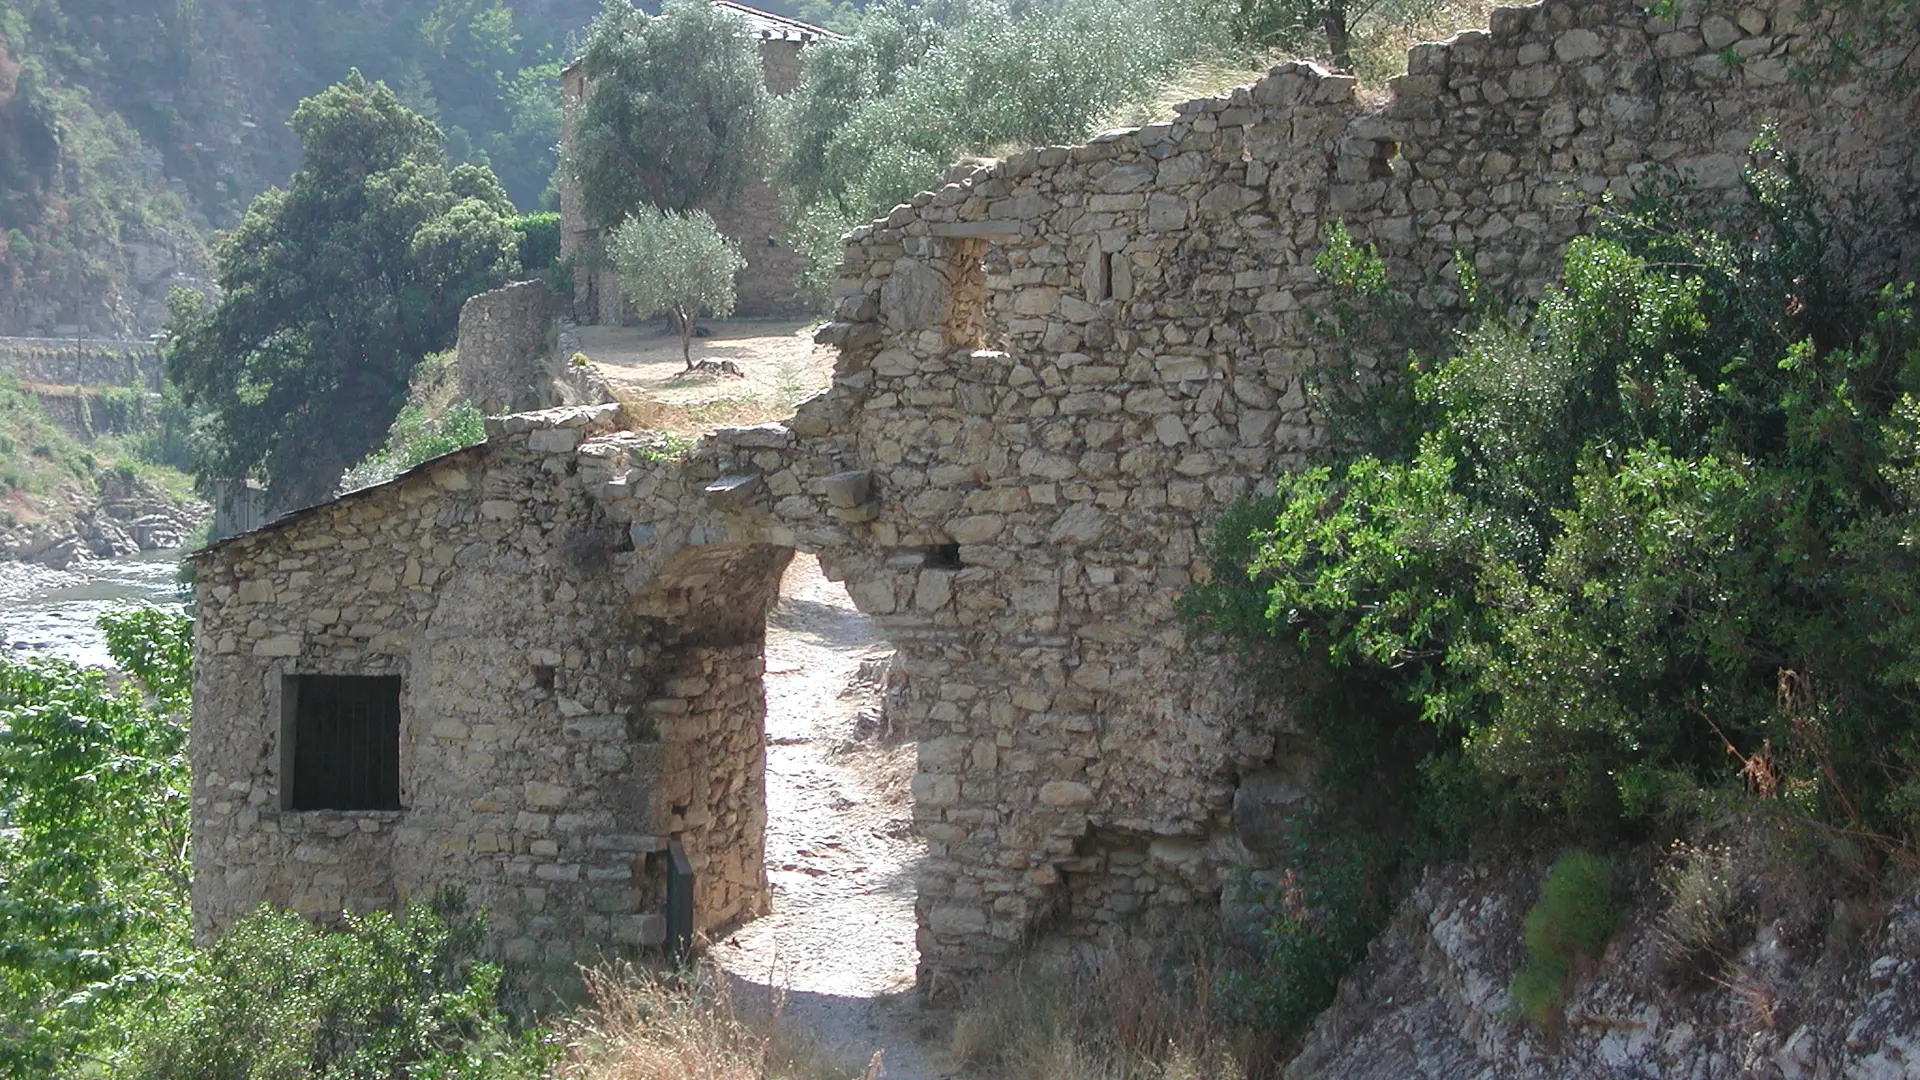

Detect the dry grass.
[
  {"left": 948, "top": 917, "right": 1269, "bottom": 1080},
  {"left": 1097, "top": 56, "right": 1277, "bottom": 131},
  {"left": 608, "top": 392, "right": 798, "bottom": 436},
  {"left": 557, "top": 963, "right": 854, "bottom": 1080},
  {"left": 1348, "top": 0, "right": 1499, "bottom": 86}
]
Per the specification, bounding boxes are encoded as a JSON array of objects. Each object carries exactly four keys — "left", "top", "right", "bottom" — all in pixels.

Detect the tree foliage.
[
  {"left": 775, "top": 0, "right": 1233, "bottom": 296},
  {"left": 565, "top": 0, "right": 770, "bottom": 226},
  {"left": 0, "top": 606, "right": 192, "bottom": 1076},
  {"left": 163, "top": 71, "right": 518, "bottom": 510},
  {"left": 606, "top": 206, "right": 745, "bottom": 368}
]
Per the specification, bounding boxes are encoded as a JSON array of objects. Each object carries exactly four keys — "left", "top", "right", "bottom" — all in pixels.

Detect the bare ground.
[
  {"left": 575, "top": 320, "right": 835, "bottom": 435},
  {"left": 713, "top": 554, "right": 954, "bottom": 1080}
]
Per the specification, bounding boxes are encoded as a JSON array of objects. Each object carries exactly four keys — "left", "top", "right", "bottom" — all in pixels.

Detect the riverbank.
[{"left": 0, "top": 549, "right": 188, "bottom": 667}]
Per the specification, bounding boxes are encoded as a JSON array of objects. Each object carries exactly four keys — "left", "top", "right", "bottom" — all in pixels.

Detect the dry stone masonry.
[{"left": 193, "top": 0, "right": 1919, "bottom": 989}]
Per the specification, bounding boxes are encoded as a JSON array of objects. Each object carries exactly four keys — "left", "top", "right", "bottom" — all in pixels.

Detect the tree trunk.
[
  {"left": 678, "top": 305, "right": 694, "bottom": 370},
  {"left": 1322, "top": 1, "right": 1354, "bottom": 71}
]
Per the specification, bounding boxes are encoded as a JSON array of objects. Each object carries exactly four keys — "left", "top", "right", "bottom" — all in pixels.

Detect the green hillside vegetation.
[{"left": 0, "top": 372, "right": 198, "bottom": 535}]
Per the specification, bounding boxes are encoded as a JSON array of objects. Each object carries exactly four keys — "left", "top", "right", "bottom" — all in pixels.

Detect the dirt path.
[{"left": 714, "top": 554, "right": 953, "bottom": 1080}]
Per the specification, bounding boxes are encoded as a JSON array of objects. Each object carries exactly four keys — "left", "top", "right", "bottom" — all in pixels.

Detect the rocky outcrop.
[
  {"left": 3, "top": 471, "right": 209, "bottom": 569},
  {"left": 1290, "top": 856, "right": 1920, "bottom": 1080}
]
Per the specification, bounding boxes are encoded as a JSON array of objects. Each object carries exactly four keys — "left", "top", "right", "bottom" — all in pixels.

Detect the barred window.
[{"left": 283, "top": 675, "right": 402, "bottom": 811}]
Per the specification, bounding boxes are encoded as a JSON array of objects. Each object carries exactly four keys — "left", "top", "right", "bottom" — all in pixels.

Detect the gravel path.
[{"left": 713, "top": 554, "right": 954, "bottom": 1080}]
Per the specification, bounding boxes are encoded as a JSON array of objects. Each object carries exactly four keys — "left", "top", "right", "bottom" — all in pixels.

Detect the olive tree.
[{"left": 606, "top": 207, "right": 745, "bottom": 369}]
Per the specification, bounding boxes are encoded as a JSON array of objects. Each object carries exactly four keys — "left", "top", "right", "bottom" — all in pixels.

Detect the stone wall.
[
  {"left": 771, "top": 0, "right": 1920, "bottom": 978},
  {"left": 0, "top": 337, "right": 162, "bottom": 389},
  {"left": 455, "top": 281, "right": 568, "bottom": 415},
  {"left": 191, "top": 407, "right": 677, "bottom": 987},
  {"left": 195, "top": 0, "right": 1920, "bottom": 991}
]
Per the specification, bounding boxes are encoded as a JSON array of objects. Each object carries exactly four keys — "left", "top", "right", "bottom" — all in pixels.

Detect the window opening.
[
  {"left": 924, "top": 543, "right": 964, "bottom": 569},
  {"left": 284, "top": 674, "right": 402, "bottom": 811}
]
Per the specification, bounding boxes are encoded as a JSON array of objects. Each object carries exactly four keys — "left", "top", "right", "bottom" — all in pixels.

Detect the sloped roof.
[{"left": 710, "top": 0, "right": 840, "bottom": 41}]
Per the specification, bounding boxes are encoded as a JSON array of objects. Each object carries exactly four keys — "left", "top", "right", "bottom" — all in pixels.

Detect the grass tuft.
[{"left": 1511, "top": 849, "right": 1618, "bottom": 1029}]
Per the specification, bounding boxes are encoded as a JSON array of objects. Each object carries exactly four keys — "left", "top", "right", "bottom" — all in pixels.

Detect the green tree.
[
  {"left": 163, "top": 71, "right": 518, "bottom": 510},
  {"left": 564, "top": 0, "right": 771, "bottom": 226},
  {"left": 776, "top": 0, "right": 1230, "bottom": 296},
  {"left": 0, "top": 606, "right": 193, "bottom": 1077},
  {"left": 606, "top": 206, "right": 745, "bottom": 369}
]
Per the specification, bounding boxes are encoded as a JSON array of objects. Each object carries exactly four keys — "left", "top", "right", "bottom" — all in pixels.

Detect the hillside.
[{"left": 0, "top": 0, "right": 600, "bottom": 337}]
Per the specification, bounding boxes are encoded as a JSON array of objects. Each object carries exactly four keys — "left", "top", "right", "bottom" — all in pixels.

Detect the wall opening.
[
  {"left": 280, "top": 674, "right": 402, "bottom": 811},
  {"left": 710, "top": 550, "right": 923, "bottom": 1004}
]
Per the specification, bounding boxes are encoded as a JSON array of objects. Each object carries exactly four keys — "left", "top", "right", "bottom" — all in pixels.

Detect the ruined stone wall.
[
  {"left": 196, "top": 0, "right": 1920, "bottom": 991},
  {"left": 455, "top": 281, "right": 567, "bottom": 415},
  {"left": 191, "top": 407, "right": 682, "bottom": 986},
  {"left": 779, "top": 0, "right": 1920, "bottom": 978},
  {"left": 191, "top": 407, "right": 804, "bottom": 980}
]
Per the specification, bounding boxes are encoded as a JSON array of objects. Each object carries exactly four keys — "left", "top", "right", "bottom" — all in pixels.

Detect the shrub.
[
  {"left": 1654, "top": 841, "right": 1740, "bottom": 976},
  {"left": 125, "top": 888, "right": 549, "bottom": 1080},
  {"left": 0, "top": 607, "right": 193, "bottom": 1075},
  {"left": 558, "top": 962, "right": 845, "bottom": 1080},
  {"left": 1193, "top": 139, "right": 1920, "bottom": 838},
  {"left": 1218, "top": 820, "right": 1392, "bottom": 1043},
  {"left": 509, "top": 212, "right": 561, "bottom": 275},
  {"left": 1190, "top": 138, "right": 1920, "bottom": 1038},
  {"left": 1511, "top": 850, "right": 1617, "bottom": 1028},
  {"left": 949, "top": 916, "right": 1257, "bottom": 1080}
]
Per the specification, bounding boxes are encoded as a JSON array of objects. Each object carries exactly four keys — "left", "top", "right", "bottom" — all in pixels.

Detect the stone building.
[
  {"left": 193, "top": 0, "right": 1918, "bottom": 990},
  {"left": 558, "top": 0, "right": 836, "bottom": 322}
]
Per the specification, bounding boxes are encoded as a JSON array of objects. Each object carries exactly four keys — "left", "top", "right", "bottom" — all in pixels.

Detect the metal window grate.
[{"left": 289, "top": 675, "right": 401, "bottom": 811}]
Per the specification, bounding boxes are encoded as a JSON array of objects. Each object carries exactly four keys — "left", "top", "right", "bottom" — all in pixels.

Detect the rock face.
[
  {"left": 190, "top": 0, "right": 1920, "bottom": 993},
  {"left": 1290, "top": 858, "right": 1920, "bottom": 1080},
  {"left": 2, "top": 471, "right": 209, "bottom": 569}
]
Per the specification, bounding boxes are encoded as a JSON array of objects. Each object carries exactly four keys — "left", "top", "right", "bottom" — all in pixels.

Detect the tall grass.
[{"left": 948, "top": 918, "right": 1268, "bottom": 1080}]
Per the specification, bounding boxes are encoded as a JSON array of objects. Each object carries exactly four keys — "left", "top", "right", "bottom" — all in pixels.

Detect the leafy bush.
[
  {"left": 126, "top": 889, "right": 550, "bottom": 1080},
  {"left": 1195, "top": 139, "right": 1920, "bottom": 837},
  {"left": 1511, "top": 851, "right": 1617, "bottom": 1028},
  {"left": 1192, "top": 139, "right": 1920, "bottom": 1037},
  {"left": 509, "top": 212, "right": 562, "bottom": 275},
  {"left": 339, "top": 400, "right": 487, "bottom": 495},
  {"left": 0, "top": 606, "right": 192, "bottom": 1075}
]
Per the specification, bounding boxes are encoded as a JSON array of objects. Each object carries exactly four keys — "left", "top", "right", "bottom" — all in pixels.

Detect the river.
[{"left": 0, "top": 550, "right": 190, "bottom": 668}]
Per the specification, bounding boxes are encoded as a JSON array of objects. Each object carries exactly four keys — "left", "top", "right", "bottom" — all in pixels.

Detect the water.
[{"left": 0, "top": 550, "right": 189, "bottom": 667}]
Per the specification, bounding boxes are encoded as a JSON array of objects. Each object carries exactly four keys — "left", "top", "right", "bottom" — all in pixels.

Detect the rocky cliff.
[{"left": 1290, "top": 848, "right": 1920, "bottom": 1079}]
